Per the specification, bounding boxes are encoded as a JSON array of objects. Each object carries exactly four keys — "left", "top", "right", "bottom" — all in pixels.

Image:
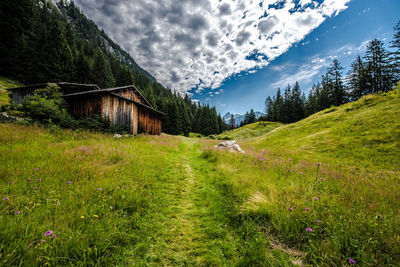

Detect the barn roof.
[{"left": 62, "top": 85, "right": 165, "bottom": 116}]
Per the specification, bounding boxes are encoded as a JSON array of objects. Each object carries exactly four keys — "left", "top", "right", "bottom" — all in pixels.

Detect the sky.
[{"left": 73, "top": 0, "right": 400, "bottom": 115}]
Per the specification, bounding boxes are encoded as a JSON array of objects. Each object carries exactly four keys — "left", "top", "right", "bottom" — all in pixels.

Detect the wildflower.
[
  {"left": 34, "top": 168, "right": 39, "bottom": 171},
  {"left": 314, "top": 197, "right": 318, "bottom": 201},
  {"left": 320, "top": 178, "right": 325, "bottom": 181},
  {"left": 123, "top": 185, "right": 127, "bottom": 189},
  {"left": 9, "top": 181, "right": 13, "bottom": 185},
  {"left": 66, "top": 181, "right": 71, "bottom": 184},
  {"left": 97, "top": 188, "right": 102, "bottom": 191},
  {"left": 318, "top": 181, "right": 321, "bottom": 183},
  {"left": 349, "top": 258, "right": 356, "bottom": 264},
  {"left": 81, "top": 216, "right": 85, "bottom": 219},
  {"left": 3, "top": 197, "right": 9, "bottom": 201},
  {"left": 50, "top": 152, "right": 53, "bottom": 155},
  {"left": 288, "top": 208, "right": 293, "bottom": 211},
  {"left": 316, "top": 220, "right": 321, "bottom": 223},
  {"left": 34, "top": 187, "right": 39, "bottom": 190},
  {"left": 15, "top": 211, "right": 21, "bottom": 214},
  {"left": 52, "top": 234, "right": 56, "bottom": 238},
  {"left": 306, "top": 228, "right": 312, "bottom": 232},
  {"left": 41, "top": 240, "right": 45, "bottom": 243},
  {"left": 93, "top": 215, "right": 98, "bottom": 218},
  {"left": 299, "top": 172, "right": 303, "bottom": 175},
  {"left": 305, "top": 207, "right": 310, "bottom": 211},
  {"left": 36, "top": 179, "right": 41, "bottom": 182},
  {"left": 306, "top": 199, "right": 309, "bottom": 202},
  {"left": 44, "top": 231, "right": 53, "bottom": 236},
  {"left": 317, "top": 162, "right": 321, "bottom": 166}
]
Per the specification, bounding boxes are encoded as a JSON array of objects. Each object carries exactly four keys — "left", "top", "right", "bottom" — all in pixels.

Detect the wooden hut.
[{"left": 8, "top": 83, "right": 164, "bottom": 135}]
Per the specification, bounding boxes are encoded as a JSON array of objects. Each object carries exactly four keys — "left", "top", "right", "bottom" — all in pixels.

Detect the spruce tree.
[
  {"left": 91, "top": 48, "right": 115, "bottom": 88},
  {"left": 347, "top": 56, "right": 369, "bottom": 100}
]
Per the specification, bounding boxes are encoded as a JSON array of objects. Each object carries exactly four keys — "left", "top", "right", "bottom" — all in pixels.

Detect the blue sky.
[
  {"left": 190, "top": 0, "right": 400, "bottom": 115},
  {"left": 75, "top": 0, "right": 399, "bottom": 115}
]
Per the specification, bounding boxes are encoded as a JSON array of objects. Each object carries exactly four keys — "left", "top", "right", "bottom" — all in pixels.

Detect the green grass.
[
  {"left": 217, "top": 121, "right": 282, "bottom": 140},
  {"left": 200, "top": 91, "right": 400, "bottom": 265},
  {"left": 0, "top": 76, "right": 23, "bottom": 105},
  {"left": 0, "top": 124, "right": 296, "bottom": 266},
  {"left": 1, "top": 90, "right": 399, "bottom": 266}
]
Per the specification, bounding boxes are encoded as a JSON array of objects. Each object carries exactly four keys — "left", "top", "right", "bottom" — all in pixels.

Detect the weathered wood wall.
[
  {"left": 101, "top": 94, "right": 138, "bottom": 134},
  {"left": 114, "top": 89, "right": 143, "bottom": 104},
  {"left": 66, "top": 94, "right": 102, "bottom": 118},
  {"left": 138, "top": 107, "right": 162, "bottom": 135}
]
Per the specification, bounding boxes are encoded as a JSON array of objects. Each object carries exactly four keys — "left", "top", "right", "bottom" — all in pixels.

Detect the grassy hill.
[
  {"left": 216, "top": 121, "right": 282, "bottom": 140},
  {"left": 0, "top": 76, "right": 22, "bottom": 105},
  {"left": 1, "top": 91, "right": 399, "bottom": 265}
]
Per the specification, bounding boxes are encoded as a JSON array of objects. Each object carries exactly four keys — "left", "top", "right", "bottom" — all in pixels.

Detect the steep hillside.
[
  {"left": 251, "top": 91, "right": 400, "bottom": 170},
  {"left": 217, "top": 121, "right": 282, "bottom": 140}
]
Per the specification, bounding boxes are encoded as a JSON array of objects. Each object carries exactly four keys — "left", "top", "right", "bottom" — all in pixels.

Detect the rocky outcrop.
[{"left": 213, "top": 140, "right": 244, "bottom": 153}]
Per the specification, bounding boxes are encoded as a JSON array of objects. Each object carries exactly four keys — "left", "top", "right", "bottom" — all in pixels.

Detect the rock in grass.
[
  {"left": 213, "top": 140, "right": 244, "bottom": 153},
  {"left": 113, "top": 134, "right": 122, "bottom": 138}
]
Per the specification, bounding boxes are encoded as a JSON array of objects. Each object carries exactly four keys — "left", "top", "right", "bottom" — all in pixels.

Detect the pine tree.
[
  {"left": 91, "top": 48, "right": 115, "bottom": 88},
  {"left": 347, "top": 56, "right": 369, "bottom": 100},
  {"left": 390, "top": 20, "right": 400, "bottom": 81},
  {"left": 328, "top": 60, "right": 346, "bottom": 106},
  {"left": 229, "top": 114, "right": 235, "bottom": 130},
  {"left": 364, "top": 39, "right": 393, "bottom": 93}
]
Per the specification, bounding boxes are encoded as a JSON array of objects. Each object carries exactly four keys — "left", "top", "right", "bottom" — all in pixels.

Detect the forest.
[
  {"left": 263, "top": 22, "right": 400, "bottom": 124},
  {"left": 0, "top": 0, "right": 226, "bottom": 136}
]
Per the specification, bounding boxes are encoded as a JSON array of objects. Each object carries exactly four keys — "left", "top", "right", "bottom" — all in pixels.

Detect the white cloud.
[{"left": 74, "top": 0, "right": 351, "bottom": 93}]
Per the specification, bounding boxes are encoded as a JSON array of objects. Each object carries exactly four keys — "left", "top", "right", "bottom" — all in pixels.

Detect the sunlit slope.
[
  {"left": 251, "top": 92, "right": 400, "bottom": 170},
  {"left": 0, "top": 76, "right": 22, "bottom": 105},
  {"left": 217, "top": 121, "right": 282, "bottom": 140}
]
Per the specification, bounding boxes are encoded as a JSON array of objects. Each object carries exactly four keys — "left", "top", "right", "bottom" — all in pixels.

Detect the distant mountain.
[
  {"left": 55, "top": 1, "right": 156, "bottom": 82},
  {"left": 223, "top": 111, "right": 265, "bottom": 127}
]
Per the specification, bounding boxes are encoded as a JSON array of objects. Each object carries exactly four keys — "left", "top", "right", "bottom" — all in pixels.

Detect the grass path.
[{"left": 131, "top": 138, "right": 297, "bottom": 266}]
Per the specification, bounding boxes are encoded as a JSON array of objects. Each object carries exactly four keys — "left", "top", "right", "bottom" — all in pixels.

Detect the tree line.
[
  {"left": 0, "top": 0, "right": 226, "bottom": 136},
  {"left": 264, "top": 21, "right": 400, "bottom": 124}
]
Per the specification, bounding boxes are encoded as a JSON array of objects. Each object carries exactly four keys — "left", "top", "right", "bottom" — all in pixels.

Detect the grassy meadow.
[
  {"left": 0, "top": 76, "right": 22, "bottom": 105},
  {"left": 1, "top": 90, "right": 400, "bottom": 266}
]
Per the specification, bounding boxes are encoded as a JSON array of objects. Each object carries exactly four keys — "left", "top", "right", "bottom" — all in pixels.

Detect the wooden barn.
[{"left": 8, "top": 83, "right": 164, "bottom": 135}]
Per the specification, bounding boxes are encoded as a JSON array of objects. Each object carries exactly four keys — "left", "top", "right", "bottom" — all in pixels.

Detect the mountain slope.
[
  {"left": 217, "top": 121, "right": 282, "bottom": 140},
  {"left": 251, "top": 91, "right": 400, "bottom": 169}
]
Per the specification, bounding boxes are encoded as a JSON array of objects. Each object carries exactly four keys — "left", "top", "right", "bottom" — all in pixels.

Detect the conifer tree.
[
  {"left": 91, "top": 48, "right": 115, "bottom": 88},
  {"left": 347, "top": 56, "right": 369, "bottom": 100}
]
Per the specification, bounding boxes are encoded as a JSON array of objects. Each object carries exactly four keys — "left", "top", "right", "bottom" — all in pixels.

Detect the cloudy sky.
[{"left": 73, "top": 0, "right": 400, "bottom": 115}]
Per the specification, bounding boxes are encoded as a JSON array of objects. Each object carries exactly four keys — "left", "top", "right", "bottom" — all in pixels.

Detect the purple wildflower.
[
  {"left": 305, "top": 207, "right": 310, "bottom": 211},
  {"left": 44, "top": 231, "right": 53, "bottom": 236},
  {"left": 299, "top": 172, "right": 303, "bottom": 175},
  {"left": 34, "top": 187, "right": 39, "bottom": 190},
  {"left": 306, "top": 228, "right": 313, "bottom": 232},
  {"left": 349, "top": 258, "right": 356, "bottom": 264},
  {"left": 288, "top": 208, "right": 293, "bottom": 211},
  {"left": 34, "top": 168, "right": 39, "bottom": 171},
  {"left": 321, "top": 178, "right": 325, "bottom": 181},
  {"left": 306, "top": 199, "right": 309, "bottom": 202},
  {"left": 3, "top": 197, "right": 9, "bottom": 201},
  {"left": 123, "top": 185, "right": 127, "bottom": 189},
  {"left": 41, "top": 239, "right": 45, "bottom": 243},
  {"left": 318, "top": 181, "right": 321, "bottom": 183},
  {"left": 317, "top": 162, "right": 321, "bottom": 166},
  {"left": 36, "top": 179, "right": 41, "bottom": 182},
  {"left": 316, "top": 220, "right": 321, "bottom": 223},
  {"left": 314, "top": 197, "right": 318, "bottom": 201},
  {"left": 52, "top": 234, "right": 56, "bottom": 238},
  {"left": 15, "top": 211, "right": 21, "bottom": 214},
  {"left": 66, "top": 181, "right": 71, "bottom": 184},
  {"left": 97, "top": 188, "right": 102, "bottom": 191},
  {"left": 9, "top": 181, "right": 13, "bottom": 185},
  {"left": 50, "top": 152, "right": 53, "bottom": 155}
]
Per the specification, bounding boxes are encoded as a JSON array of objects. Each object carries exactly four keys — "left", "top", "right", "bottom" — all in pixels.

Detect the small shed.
[{"left": 8, "top": 83, "right": 164, "bottom": 135}]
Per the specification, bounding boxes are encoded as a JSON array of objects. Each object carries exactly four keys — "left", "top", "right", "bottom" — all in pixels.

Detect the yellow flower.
[
  {"left": 93, "top": 215, "right": 98, "bottom": 218},
  {"left": 80, "top": 216, "right": 85, "bottom": 219}
]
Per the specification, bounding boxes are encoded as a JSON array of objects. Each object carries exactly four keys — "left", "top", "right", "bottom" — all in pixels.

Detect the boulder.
[{"left": 213, "top": 140, "right": 244, "bottom": 153}]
